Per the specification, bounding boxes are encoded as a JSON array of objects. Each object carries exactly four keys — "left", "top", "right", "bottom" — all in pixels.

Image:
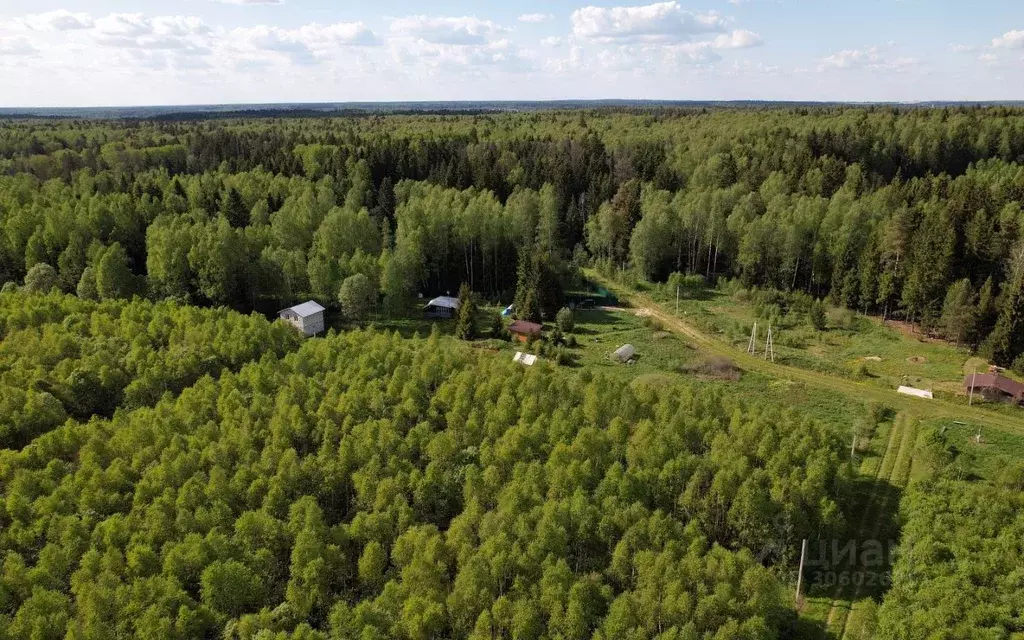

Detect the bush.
[
  {"left": 491, "top": 311, "right": 503, "bottom": 338},
  {"left": 555, "top": 307, "right": 575, "bottom": 333},
  {"left": 1012, "top": 354, "right": 1024, "bottom": 377},
  {"left": 554, "top": 346, "right": 573, "bottom": 366},
  {"left": 809, "top": 300, "right": 827, "bottom": 331},
  {"left": 566, "top": 334, "right": 578, "bottom": 348},
  {"left": 829, "top": 307, "right": 856, "bottom": 331}
]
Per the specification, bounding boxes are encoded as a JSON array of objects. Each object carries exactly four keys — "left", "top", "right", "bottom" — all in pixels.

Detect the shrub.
[
  {"left": 829, "top": 307, "right": 856, "bottom": 331},
  {"left": 555, "top": 307, "right": 575, "bottom": 333},
  {"left": 1012, "top": 355, "right": 1024, "bottom": 377},
  {"left": 809, "top": 300, "right": 827, "bottom": 331}
]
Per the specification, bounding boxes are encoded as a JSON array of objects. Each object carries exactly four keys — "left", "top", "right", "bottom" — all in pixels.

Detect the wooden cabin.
[{"left": 508, "top": 320, "right": 543, "bottom": 343}]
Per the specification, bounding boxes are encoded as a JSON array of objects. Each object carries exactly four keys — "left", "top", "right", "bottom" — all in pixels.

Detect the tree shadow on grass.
[
  {"left": 574, "top": 308, "right": 631, "bottom": 333},
  {"left": 799, "top": 474, "right": 903, "bottom": 638}
]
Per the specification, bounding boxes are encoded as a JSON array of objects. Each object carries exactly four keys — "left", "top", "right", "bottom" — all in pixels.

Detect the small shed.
[
  {"left": 508, "top": 320, "right": 543, "bottom": 342},
  {"left": 613, "top": 344, "right": 636, "bottom": 363},
  {"left": 897, "top": 385, "right": 933, "bottom": 400},
  {"left": 513, "top": 351, "right": 537, "bottom": 366},
  {"left": 279, "top": 300, "right": 326, "bottom": 337},
  {"left": 964, "top": 373, "right": 1024, "bottom": 405},
  {"left": 423, "top": 296, "right": 460, "bottom": 318}
]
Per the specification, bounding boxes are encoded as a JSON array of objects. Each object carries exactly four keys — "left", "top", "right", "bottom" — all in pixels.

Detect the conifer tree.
[{"left": 455, "top": 282, "right": 477, "bottom": 340}]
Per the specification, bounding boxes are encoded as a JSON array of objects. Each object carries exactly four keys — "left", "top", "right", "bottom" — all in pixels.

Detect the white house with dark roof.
[{"left": 279, "top": 300, "right": 326, "bottom": 336}]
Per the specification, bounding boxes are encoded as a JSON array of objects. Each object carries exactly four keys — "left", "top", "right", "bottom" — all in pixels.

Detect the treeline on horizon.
[{"left": 1, "top": 106, "right": 1023, "bottom": 365}]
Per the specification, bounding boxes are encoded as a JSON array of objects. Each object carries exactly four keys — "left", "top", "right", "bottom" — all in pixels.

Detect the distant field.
[{"left": 638, "top": 280, "right": 1024, "bottom": 410}]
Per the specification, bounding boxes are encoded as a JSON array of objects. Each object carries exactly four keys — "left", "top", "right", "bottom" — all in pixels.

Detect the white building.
[
  {"left": 423, "top": 295, "right": 460, "bottom": 318},
  {"left": 279, "top": 301, "right": 326, "bottom": 336}
]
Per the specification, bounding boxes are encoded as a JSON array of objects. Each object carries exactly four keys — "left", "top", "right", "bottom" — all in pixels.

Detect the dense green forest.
[
  {"left": 2, "top": 107, "right": 1024, "bottom": 365},
  {"left": 0, "top": 291, "right": 849, "bottom": 638},
  {"left": 876, "top": 454, "right": 1024, "bottom": 638},
  {"left": 2, "top": 108, "right": 1024, "bottom": 638}
]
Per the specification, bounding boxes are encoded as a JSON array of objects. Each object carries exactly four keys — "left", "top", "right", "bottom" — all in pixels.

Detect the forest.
[
  {"left": 0, "top": 293, "right": 849, "bottom": 639},
  {"left": 1, "top": 107, "right": 1023, "bottom": 365},
  {"left": 3, "top": 107, "right": 1024, "bottom": 638}
]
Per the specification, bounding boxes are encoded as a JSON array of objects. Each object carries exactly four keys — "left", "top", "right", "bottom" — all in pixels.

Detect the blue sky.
[{"left": 1, "top": 0, "right": 1022, "bottom": 106}]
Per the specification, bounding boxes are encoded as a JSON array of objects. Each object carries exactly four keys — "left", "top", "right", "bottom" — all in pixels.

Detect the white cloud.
[
  {"left": 227, "top": 21, "right": 381, "bottom": 66},
  {"left": 94, "top": 13, "right": 153, "bottom": 37},
  {"left": 712, "top": 29, "right": 761, "bottom": 49},
  {"left": 213, "top": 0, "right": 285, "bottom": 4},
  {"left": 390, "top": 16, "right": 506, "bottom": 45},
  {"left": 571, "top": 1, "right": 727, "bottom": 43},
  {"left": 992, "top": 30, "right": 1024, "bottom": 49},
  {"left": 518, "top": 13, "right": 553, "bottom": 23},
  {"left": 819, "top": 46, "right": 918, "bottom": 72},
  {"left": 950, "top": 44, "right": 976, "bottom": 54},
  {"left": 0, "top": 35, "right": 38, "bottom": 57},
  {"left": 17, "top": 10, "right": 94, "bottom": 31},
  {"left": 979, "top": 53, "right": 998, "bottom": 64},
  {"left": 541, "top": 36, "right": 563, "bottom": 46}
]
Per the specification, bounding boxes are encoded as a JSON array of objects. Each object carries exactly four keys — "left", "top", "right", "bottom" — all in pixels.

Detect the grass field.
[{"left": 637, "top": 277, "right": 1024, "bottom": 409}]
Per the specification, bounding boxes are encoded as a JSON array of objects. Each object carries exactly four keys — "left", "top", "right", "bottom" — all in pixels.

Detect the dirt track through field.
[{"left": 602, "top": 285, "right": 1024, "bottom": 436}]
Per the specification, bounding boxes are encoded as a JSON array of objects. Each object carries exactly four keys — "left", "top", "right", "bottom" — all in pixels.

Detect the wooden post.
[
  {"left": 795, "top": 538, "right": 807, "bottom": 604},
  {"left": 747, "top": 322, "right": 758, "bottom": 355},
  {"left": 851, "top": 432, "right": 857, "bottom": 459},
  {"left": 676, "top": 285, "right": 679, "bottom": 315},
  {"left": 968, "top": 368, "right": 976, "bottom": 406}
]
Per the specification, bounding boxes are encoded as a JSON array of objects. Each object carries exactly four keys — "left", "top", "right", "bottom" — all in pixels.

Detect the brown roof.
[
  {"left": 964, "top": 373, "right": 1024, "bottom": 398},
  {"left": 508, "top": 320, "right": 543, "bottom": 335}
]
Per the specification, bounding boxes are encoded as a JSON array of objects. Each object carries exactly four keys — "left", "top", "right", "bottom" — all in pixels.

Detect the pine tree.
[
  {"left": 455, "top": 283, "right": 477, "bottom": 340},
  {"left": 940, "top": 278, "right": 977, "bottom": 348},
  {"left": 221, "top": 187, "right": 248, "bottom": 228},
  {"left": 513, "top": 248, "right": 542, "bottom": 323},
  {"left": 985, "top": 242, "right": 1024, "bottom": 366}
]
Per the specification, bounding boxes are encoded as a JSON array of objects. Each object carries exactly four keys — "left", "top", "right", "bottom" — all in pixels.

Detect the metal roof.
[
  {"left": 897, "top": 385, "right": 933, "bottom": 399},
  {"left": 282, "top": 300, "right": 326, "bottom": 318},
  {"left": 508, "top": 320, "right": 543, "bottom": 335},
  {"left": 426, "top": 296, "right": 460, "bottom": 309},
  {"left": 513, "top": 351, "right": 537, "bottom": 366},
  {"left": 965, "top": 373, "right": 1024, "bottom": 398}
]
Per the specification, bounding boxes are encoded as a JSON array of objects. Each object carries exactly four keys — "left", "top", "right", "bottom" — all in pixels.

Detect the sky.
[{"left": 0, "top": 0, "right": 1023, "bottom": 107}]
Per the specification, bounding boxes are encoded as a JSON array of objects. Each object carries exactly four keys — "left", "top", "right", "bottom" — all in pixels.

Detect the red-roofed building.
[
  {"left": 508, "top": 320, "right": 543, "bottom": 343},
  {"left": 964, "top": 372, "right": 1024, "bottom": 406}
]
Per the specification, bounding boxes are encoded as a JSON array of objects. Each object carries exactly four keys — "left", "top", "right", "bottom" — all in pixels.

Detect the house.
[
  {"left": 279, "top": 300, "right": 326, "bottom": 337},
  {"left": 423, "top": 296, "right": 460, "bottom": 318},
  {"left": 508, "top": 320, "right": 543, "bottom": 342},
  {"left": 964, "top": 373, "right": 1024, "bottom": 405},
  {"left": 613, "top": 344, "right": 636, "bottom": 363}
]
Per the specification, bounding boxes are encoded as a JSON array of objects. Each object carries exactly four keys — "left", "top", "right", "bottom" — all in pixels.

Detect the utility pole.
[
  {"left": 747, "top": 322, "right": 758, "bottom": 355},
  {"left": 676, "top": 285, "right": 680, "bottom": 315},
  {"left": 795, "top": 538, "right": 807, "bottom": 604},
  {"left": 764, "top": 324, "right": 775, "bottom": 362},
  {"left": 968, "top": 367, "right": 977, "bottom": 406},
  {"left": 851, "top": 431, "right": 857, "bottom": 459}
]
